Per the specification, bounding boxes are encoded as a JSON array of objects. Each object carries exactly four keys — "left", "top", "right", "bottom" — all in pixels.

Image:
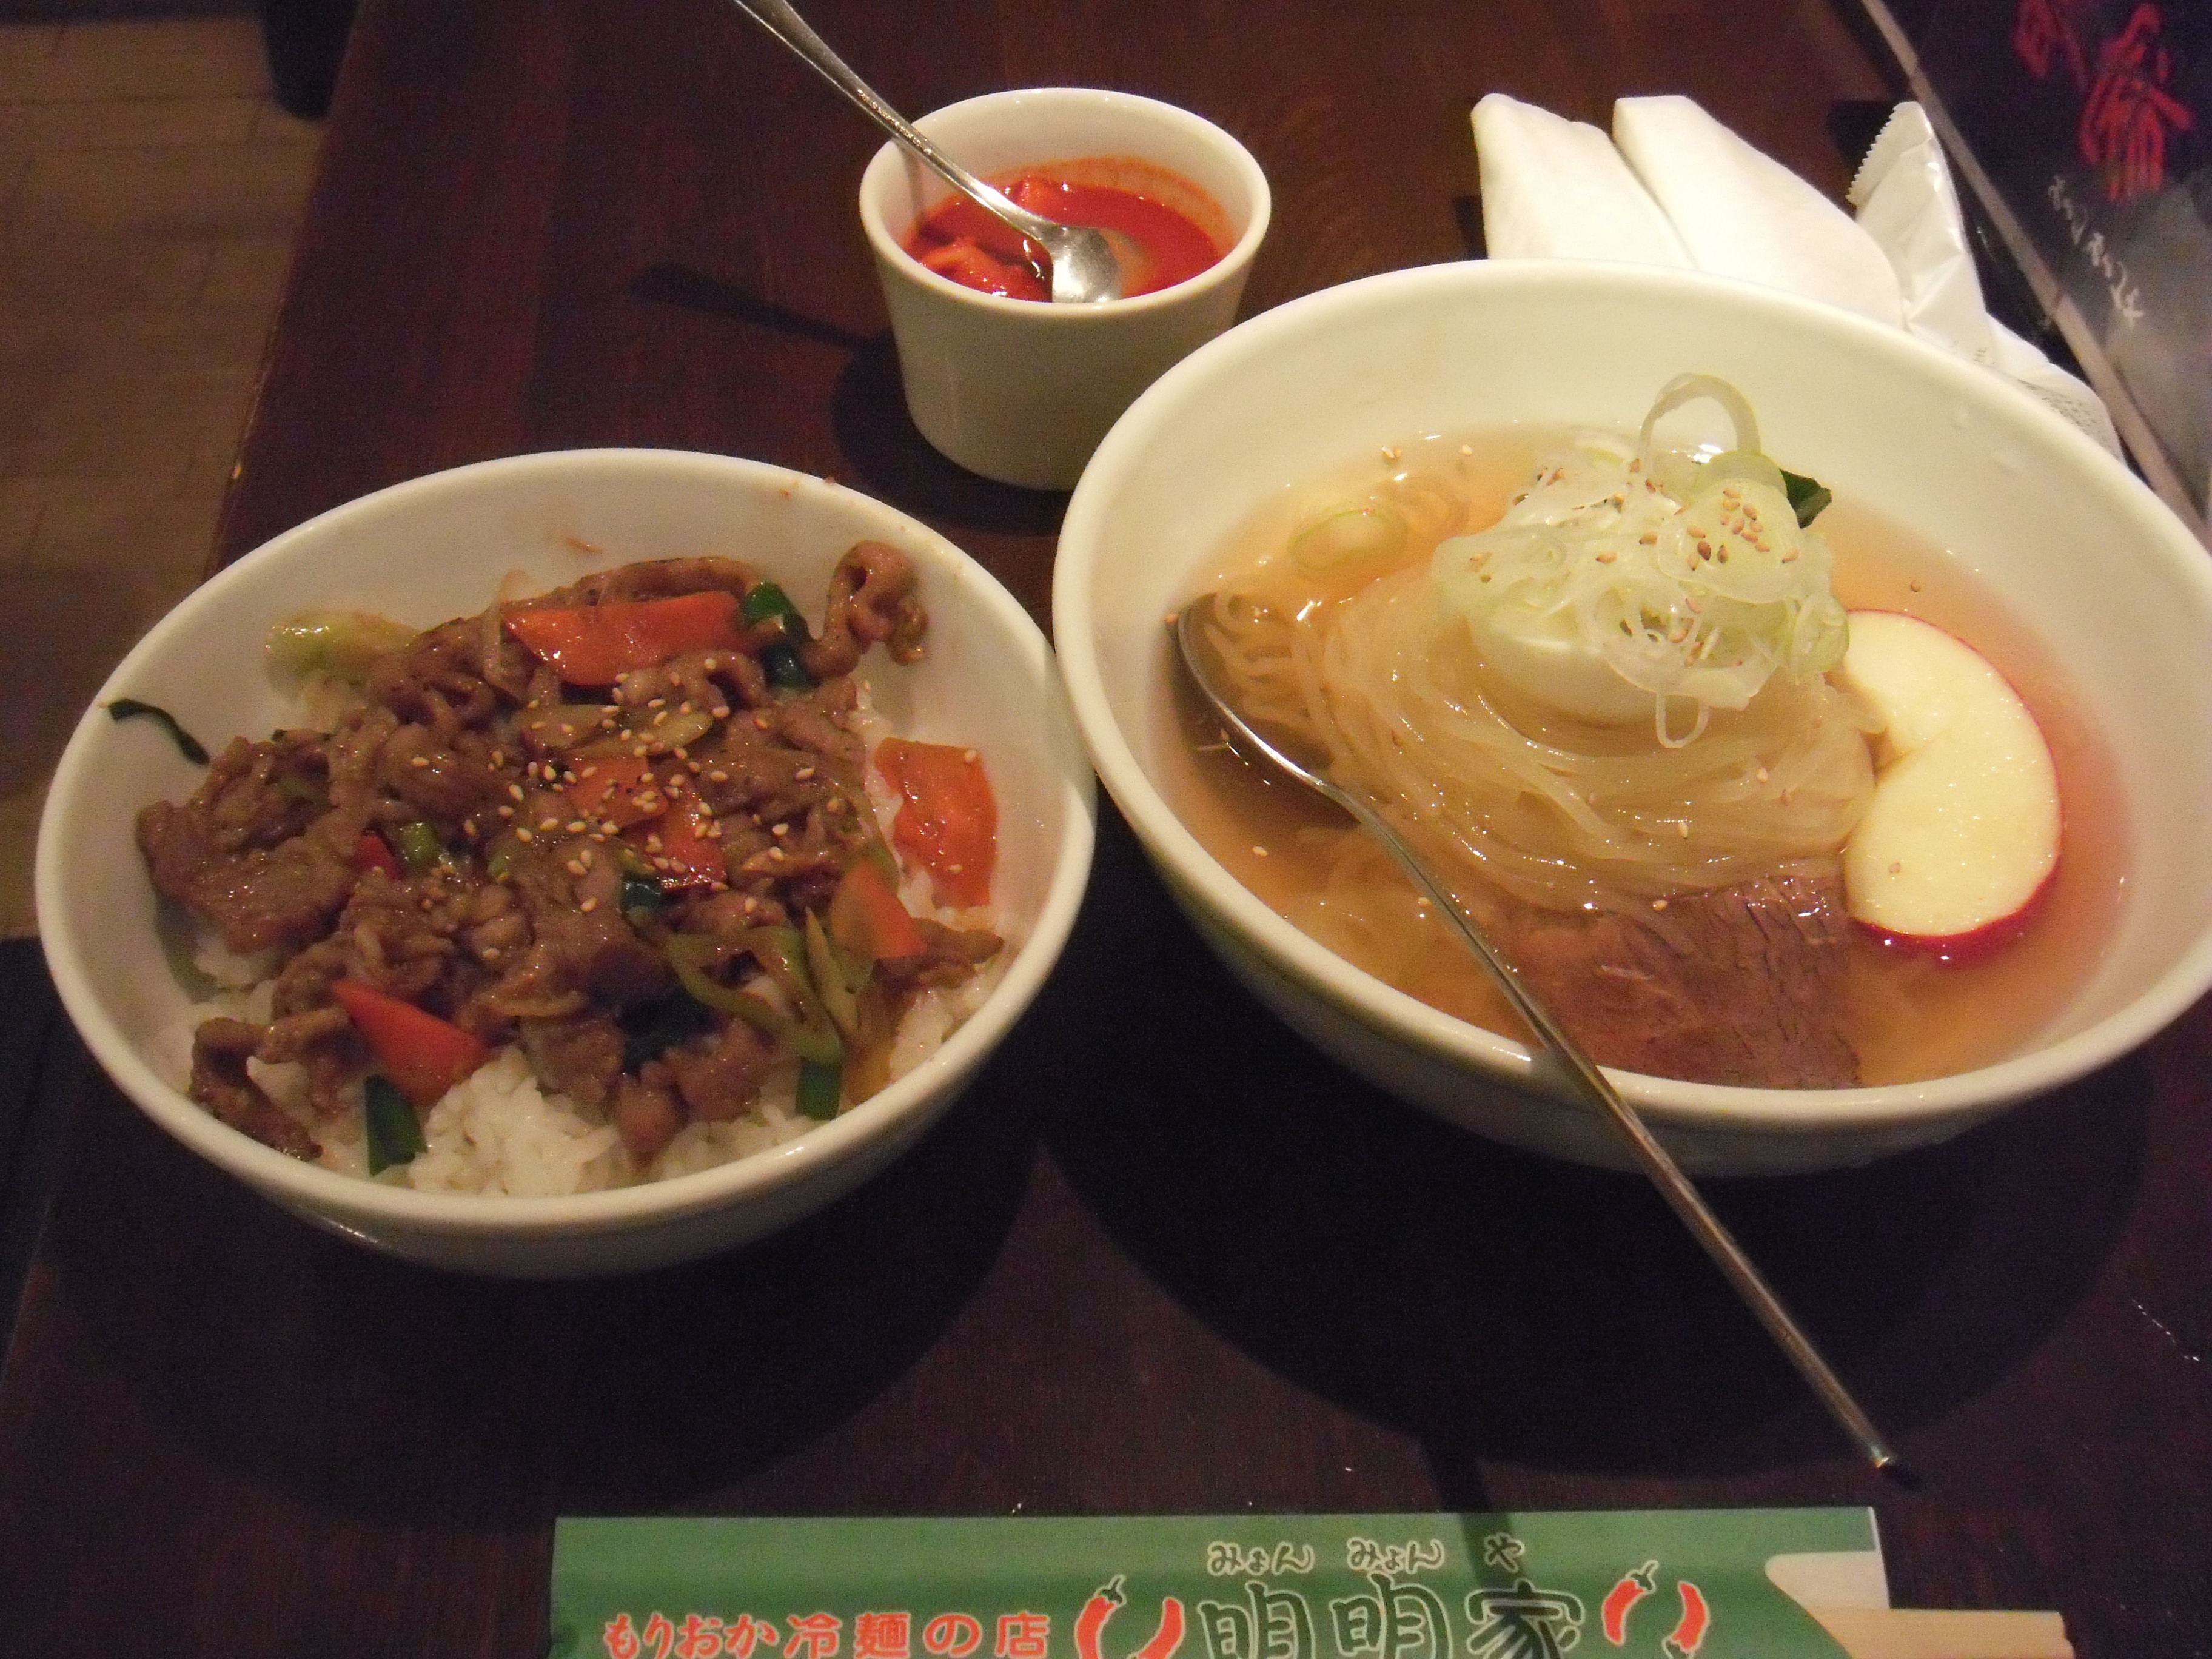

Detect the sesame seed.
[
  {"left": 566, "top": 819, "right": 587, "bottom": 833},
  {"left": 711, "top": 705, "right": 731, "bottom": 720},
  {"left": 1677, "top": 820, "right": 1690, "bottom": 838},
  {"left": 1252, "top": 845, "right": 1268, "bottom": 858},
  {"left": 497, "top": 805, "right": 515, "bottom": 819},
  {"left": 1651, "top": 898, "right": 1669, "bottom": 911},
  {"left": 508, "top": 783, "right": 525, "bottom": 802},
  {"left": 409, "top": 754, "right": 430, "bottom": 769},
  {"left": 515, "top": 828, "right": 534, "bottom": 843},
  {"left": 580, "top": 897, "right": 598, "bottom": 913},
  {"left": 538, "top": 817, "right": 558, "bottom": 832}
]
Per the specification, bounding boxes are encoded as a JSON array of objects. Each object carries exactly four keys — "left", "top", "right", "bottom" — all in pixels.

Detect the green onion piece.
[
  {"left": 740, "top": 581, "right": 809, "bottom": 637},
  {"left": 662, "top": 931, "right": 843, "bottom": 1066},
  {"left": 760, "top": 640, "right": 814, "bottom": 692},
  {"left": 363, "top": 1074, "right": 426, "bottom": 1173},
  {"left": 803, "top": 910, "right": 866, "bottom": 1042},
  {"left": 619, "top": 871, "right": 665, "bottom": 919},
  {"left": 265, "top": 608, "right": 417, "bottom": 683},
  {"left": 796, "top": 1057, "right": 843, "bottom": 1121},
  {"left": 105, "top": 698, "right": 209, "bottom": 765},
  {"left": 1780, "top": 468, "right": 1833, "bottom": 526},
  {"left": 392, "top": 820, "right": 444, "bottom": 875}
]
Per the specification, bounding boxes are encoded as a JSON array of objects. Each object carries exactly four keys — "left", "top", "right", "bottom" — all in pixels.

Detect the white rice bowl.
[{"left": 38, "top": 450, "right": 1094, "bottom": 1276}]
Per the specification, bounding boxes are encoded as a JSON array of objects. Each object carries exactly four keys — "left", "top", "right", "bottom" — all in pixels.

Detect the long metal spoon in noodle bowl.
[
  {"left": 725, "top": 0, "right": 1128, "bottom": 303},
  {"left": 1172, "top": 592, "right": 1908, "bottom": 1480}
]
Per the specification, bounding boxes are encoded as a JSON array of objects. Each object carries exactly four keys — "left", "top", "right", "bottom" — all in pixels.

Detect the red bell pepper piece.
[
  {"left": 827, "top": 860, "right": 925, "bottom": 963},
  {"left": 350, "top": 831, "right": 403, "bottom": 880},
  {"left": 874, "top": 737, "right": 996, "bottom": 908},
  {"left": 627, "top": 797, "right": 725, "bottom": 890},
  {"left": 329, "top": 979, "right": 489, "bottom": 1108},
  {"left": 565, "top": 753, "right": 665, "bottom": 831},
  {"left": 504, "top": 590, "right": 746, "bottom": 685}
]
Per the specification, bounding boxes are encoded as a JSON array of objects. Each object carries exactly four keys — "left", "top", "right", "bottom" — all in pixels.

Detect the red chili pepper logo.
[
  {"left": 1600, "top": 1561, "right": 1660, "bottom": 1645},
  {"left": 1661, "top": 1580, "right": 1710, "bottom": 1659},
  {"left": 1075, "top": 1577, "right": 1185, "bottom": 1659}
]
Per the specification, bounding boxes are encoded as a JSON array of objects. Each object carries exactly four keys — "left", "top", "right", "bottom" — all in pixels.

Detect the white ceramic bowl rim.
[
  {"left": 1057, "top": 259, "right": 2212, "bottom": 1138},
  {"left": 39, "top": 447, "right": 1096, "bottom": 1238},
  {"left": 856, "top": 86, "right": 1273, "bottom": 319}
]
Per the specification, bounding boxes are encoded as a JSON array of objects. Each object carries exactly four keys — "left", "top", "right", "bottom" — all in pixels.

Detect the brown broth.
[{"left": 1156, "top": 430, "right": 2129, "bottom": 1087}]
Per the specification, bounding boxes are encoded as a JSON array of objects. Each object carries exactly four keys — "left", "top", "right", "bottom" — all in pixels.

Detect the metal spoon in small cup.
[{"left": 726, "top": 0, "right": 1127, "bottom": 303}]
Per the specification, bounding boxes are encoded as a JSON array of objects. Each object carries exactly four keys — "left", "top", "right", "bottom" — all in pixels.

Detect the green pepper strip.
[
  {"left": 663, "top": 932, "right": 843, "bottom": 1067},
  {"left": 363, "top": 1074, "right": 426, "bottom": 1173}
]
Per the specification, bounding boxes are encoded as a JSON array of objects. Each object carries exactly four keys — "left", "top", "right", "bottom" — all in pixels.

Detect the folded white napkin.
[
  {"left": 1471, "top": 92, "right": 2123, "bottom": 457},
  {"left": 1470, "top": 93, "right": 1691, "bottom": 267},
  {"left": 1612, "top": 95, "right": 1904, "bottom": 327},
  {"left": 1849, "top": 102, "right": 2120, "bottom": 454}
]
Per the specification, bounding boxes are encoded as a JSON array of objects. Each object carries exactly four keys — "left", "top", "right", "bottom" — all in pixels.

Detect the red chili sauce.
[{"left": 902, "top": 158, "right": 1226, "bottom": 301}]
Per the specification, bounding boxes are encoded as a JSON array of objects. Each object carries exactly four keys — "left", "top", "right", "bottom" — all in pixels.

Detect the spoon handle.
[
  {"left": 725, "top": 0, "right": 1056, "bottom": 243},
  {"left": 1171, "top": 598, "right": 1903, "bottom": 1478},
  {"left": 1329, "top": 785, "right": 1904, "bottom": 1476}
]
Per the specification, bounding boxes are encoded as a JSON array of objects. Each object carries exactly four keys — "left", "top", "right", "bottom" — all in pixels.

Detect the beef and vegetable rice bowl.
[{"left": 136, "top": 545, "right": 1013, "bottom": 1197}]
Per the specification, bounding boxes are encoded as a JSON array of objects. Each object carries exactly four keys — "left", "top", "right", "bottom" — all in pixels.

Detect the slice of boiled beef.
[{"left": 1500, "top": 868, "right": 1861, "bottom": 1089}]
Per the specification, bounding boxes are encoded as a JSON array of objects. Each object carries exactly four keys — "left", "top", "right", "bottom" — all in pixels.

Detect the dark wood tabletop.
[{"left": 3, "top": 0, "right": 2208, "bottom": 1653}]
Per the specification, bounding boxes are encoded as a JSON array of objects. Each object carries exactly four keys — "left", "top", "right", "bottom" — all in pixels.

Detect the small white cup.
[{"left": 859, "top": 87, "right": 1270, "bottom": 491}]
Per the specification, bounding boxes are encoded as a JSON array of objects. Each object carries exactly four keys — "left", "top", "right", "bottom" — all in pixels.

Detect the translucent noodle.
[{"left": 1210, "top": 485, "right": 1879, "bottom": 918}]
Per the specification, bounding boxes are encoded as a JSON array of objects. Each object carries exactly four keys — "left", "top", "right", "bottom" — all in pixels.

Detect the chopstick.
[{"left": 1805, "top": 1607, "right": 2073, "bottom": 1658}]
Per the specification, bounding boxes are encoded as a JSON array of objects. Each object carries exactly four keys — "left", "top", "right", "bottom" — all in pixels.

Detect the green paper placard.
[{"left": 551, "top": 1510, "right": 1875, "bottom": 1659}]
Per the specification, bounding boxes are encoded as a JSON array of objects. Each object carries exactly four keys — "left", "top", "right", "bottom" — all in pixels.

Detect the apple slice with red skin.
[{"left": 1835, "top": 611, "right": 2060, "bottom": 960}]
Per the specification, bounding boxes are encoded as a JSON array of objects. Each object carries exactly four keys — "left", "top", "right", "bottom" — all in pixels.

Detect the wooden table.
[{"left": 4, "top": 0, "right": 2208, "bottom": 1652}]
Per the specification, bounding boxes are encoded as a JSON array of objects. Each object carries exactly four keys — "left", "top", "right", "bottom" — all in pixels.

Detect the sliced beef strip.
[
  {"left": 189, "top": 1018, "right": 321, "bottom": 1160},
  {"left": 801, "top": 540, "right": 926, "bottom": 679},
  {"left": 518, "top": 1013, "right": 626, "bottom": 1107},
  {"left": 661, "top": 1019, "right": 778, "bottom": 1122},
  {"left": 138, "top": 790, "right": 369, "bottom": 954},
  {"left": 1500, "top": 867, "right": 1860, "bottom": 1089}
]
